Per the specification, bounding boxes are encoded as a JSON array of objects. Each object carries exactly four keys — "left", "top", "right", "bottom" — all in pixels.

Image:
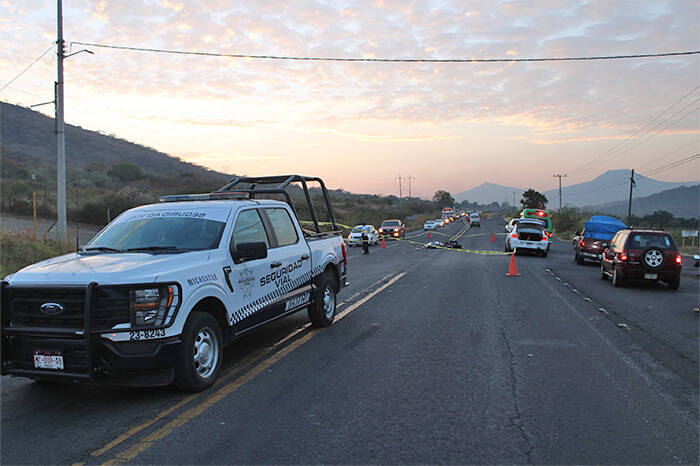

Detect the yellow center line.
[
  {"left": 88, "top": 273, "right": 398, "bottom": 461},
  {"left": 100, "top": 272, "right": 407, "bottom": 465}
]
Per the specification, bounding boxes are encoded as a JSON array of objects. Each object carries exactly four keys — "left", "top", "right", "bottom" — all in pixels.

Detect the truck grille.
[
  {"left": 9, "top": 288, "right": 86, "bottom": 329},
  {"left": 6, "top": 287, "right": 131, "bottom": 331}
]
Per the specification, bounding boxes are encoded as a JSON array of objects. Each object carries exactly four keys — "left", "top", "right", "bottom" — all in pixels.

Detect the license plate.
[
  {"left": 644, "top": 273, "right": 657, "bottom": 280},
  {"left": 33, "top": 351, "right": 64, "bottom": 370}
]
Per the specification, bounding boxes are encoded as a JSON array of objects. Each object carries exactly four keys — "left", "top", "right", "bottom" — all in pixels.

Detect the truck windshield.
[
  {"left": 382, "top": 221, "right": 400, "bottom": 227},
  {"left": 85, "top": 217, "right": 226, "bottom": 253}
]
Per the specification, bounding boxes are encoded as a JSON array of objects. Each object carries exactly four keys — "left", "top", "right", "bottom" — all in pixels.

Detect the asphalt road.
[{"left": 1, "top": 215, "right": 698, "bottom": 464}]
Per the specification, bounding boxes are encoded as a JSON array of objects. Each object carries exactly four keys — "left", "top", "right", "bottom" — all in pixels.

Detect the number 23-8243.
[{"left": 129, "top": 328, "right": 166, "bottom": 340}]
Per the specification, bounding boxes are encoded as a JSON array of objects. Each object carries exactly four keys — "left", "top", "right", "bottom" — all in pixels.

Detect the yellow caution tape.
[{"left": 301, "top": 221, "right": 512, "bottom": 255}]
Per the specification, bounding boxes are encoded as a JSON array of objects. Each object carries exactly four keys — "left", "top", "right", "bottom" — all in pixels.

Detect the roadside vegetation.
[{"left": 0, "top": 231, "right": 74, "bottom": 279}]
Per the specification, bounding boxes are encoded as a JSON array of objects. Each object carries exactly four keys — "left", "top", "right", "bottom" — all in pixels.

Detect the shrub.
[
  {"left": 108, "top": 162, "right": 143, "bottom": 182},
  {"left": 0, "top": 232, "right": 73, "bottom": 279}
]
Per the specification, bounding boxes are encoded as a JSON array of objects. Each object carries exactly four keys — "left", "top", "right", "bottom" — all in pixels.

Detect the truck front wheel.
[
  {"left": 308, "top": 272, "right": 337, "bottom": 327},
  {"left": 174, "top": 312, "right": 223, "bottom": 392}
]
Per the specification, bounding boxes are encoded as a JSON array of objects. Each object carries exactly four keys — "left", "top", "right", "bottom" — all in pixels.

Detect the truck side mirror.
[{"left": 231, "top": 242, "right": 268, "bottom": 263}]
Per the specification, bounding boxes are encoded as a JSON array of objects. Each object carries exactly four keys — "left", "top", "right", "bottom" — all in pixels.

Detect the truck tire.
[
  {"left": 600, "top": 263, "right": 608, "bottom": 280},
  {"left": 308, "top": 272, "right": 337, "bottom": 327},
  {"left": 174, "top": 312, "right": 223, "bottom": 392},
  {"left": 576, "top": 251, "right": 584, "bottom": 265}
]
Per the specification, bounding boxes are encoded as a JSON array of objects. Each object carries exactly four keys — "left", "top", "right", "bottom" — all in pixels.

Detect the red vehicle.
[
  {"left": 378, "top": 219, "right": 405, "bottom": 238},
  {"left": 600, "top": 229, "right": 682, "bottom": 290}
]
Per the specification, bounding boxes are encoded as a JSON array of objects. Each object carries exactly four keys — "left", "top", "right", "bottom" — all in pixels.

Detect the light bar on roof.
[{"left": 159, "top": 192, "right": 250, "bottom": 203}]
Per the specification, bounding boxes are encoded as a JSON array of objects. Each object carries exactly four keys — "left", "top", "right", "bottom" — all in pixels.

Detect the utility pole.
[
  {"left": 407, "top": 174, "right": 415, "bottom": 198},
  {"left": 395, "top": 174, "right": 404, "bottom": 198},
  {"left": 553, "top": 174, "right": 567, "bottom": 211},
  {"left": 627, "top": 169, "right": 635, "bottom": 226},
  {"left": 56, "top": 0, "right": 67, "bottom": 240}
]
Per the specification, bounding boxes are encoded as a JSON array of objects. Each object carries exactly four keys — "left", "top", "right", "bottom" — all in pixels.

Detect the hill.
[
  {"left": 543, "top": 170, "right": 696, "bottom": 208},
  {"left": 0, "top": 101, "right": 227, "bottom": 180},
  {"left": 454, "top": 182, "right": 524, "bottom": 205},
  {"left": 593, "top": 185, "right": 700, "bottom": 219}
]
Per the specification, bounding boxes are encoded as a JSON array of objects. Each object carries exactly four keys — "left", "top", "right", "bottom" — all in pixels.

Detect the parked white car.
[
  {"left": 435, "top": 219, "right": 445, "bottom": 227},
  {"left": 505, "top": 219, "right": 549, "bottom": 256},
  {"left": 424, "top": 220, "right": 436, "bottom": 230},
  {"left": 348, "top": 224, "right": 379, "bottom": 246}
]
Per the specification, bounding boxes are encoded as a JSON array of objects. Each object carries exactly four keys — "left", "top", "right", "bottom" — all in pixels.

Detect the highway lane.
[{"left": 1, "top": 216, "right": 698, "bottom": 464}]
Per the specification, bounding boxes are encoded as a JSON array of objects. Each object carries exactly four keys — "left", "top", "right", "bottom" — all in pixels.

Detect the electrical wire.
[
  {"left": 634, "top": 187, "right": 649, "bottom": 216},
  {"left": 639, "top": 153, "right": 700, "bottom": 178},
  {"left": 577, "top": 104, "right": 699, "bottom": 172},
  {"left": 567, "top": 86, "right": 700, "bottom": 176},
  {"left": 636, "top": 140, "right": 699, "bottom": 171},
  {"left": 70, "top": 41, "right": 700, "bottom": 63},
  {"left": 0, "top": 44, "right": 55, "bottom": 93}
]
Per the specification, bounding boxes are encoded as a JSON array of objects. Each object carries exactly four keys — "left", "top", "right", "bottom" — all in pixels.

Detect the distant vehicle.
[
  {"left": 347, "top": 224, "right": 379, "bottom": 246},
  {"left": 424, "top": 220, "right": 436, "bottom": 230},
  {"left": 601, "top": 229, "right": 682, "bottom": 290},
  {"left": 469, "top": 212, "right": 481, "bottom": 227},
  {"left": 505, "top": 219, "right": 549, "bottom": 256},
  {"left": 435, "top": 219, "right": 445, "bottom": 227},
  {"left": 442, "top": 207, "right": 455, "bottom": 218},
  {"left": 442, "top": 215, "right": 451, "bottom": 224},
  {"left": 379, "top": 219, "right": 405, "bottom": 238},
  {"left": 573, "top": 216, "right": 627, "bottom": 264},
  {"left": 521, "top": 209, "right": 552, "bottom": 237}
]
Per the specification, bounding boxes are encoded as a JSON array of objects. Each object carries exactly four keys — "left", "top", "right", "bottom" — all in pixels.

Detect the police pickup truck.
[{"left": 1, "top": 176, "right": 347, "bottom": 391}]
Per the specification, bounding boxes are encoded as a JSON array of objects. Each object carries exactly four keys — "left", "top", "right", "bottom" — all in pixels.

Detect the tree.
[
  {"left": 520, "top": 189, "right": 548, "bottom": 209},
  {"left": 433, "top": 190, "right": 455, "bottom": 207},
  {"left": 108, "top": 162, "right": 143, "bottom": 182}
]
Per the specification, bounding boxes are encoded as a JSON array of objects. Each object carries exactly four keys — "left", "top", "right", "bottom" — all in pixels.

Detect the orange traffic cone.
[
  {"left": 506, "top": 253, "right": 520, "bottom": 276},
  {"left": 491, "top": 233, "right": 496, "bottom": 242},
  {"left": 381, "top": 237, "right": 386, "bottom": 248},
  {"left": 428, "top": 231, "right": 431, "bottom": 239}
]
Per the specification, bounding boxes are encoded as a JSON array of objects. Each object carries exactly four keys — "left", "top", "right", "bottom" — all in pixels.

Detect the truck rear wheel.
[
  {"left": 174, "top": 312, "right": 223, "bottom": 392},
  {"left": 308, "top": 272, "right": 337, "bottom": 327}
]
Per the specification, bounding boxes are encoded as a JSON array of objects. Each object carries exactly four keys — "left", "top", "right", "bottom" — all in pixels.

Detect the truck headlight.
[{"left": 130, "top": 285, "right": 180, "bottom": 327}]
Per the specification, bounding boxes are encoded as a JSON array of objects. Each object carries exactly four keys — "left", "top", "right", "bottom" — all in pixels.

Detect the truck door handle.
[
  {"left": 222, "top": 266, "right": 234, "bottom": 293},
  {"left": 270, "top": 262, "right": 282, "bottom": 269},
  {"left": 301, "top": 254, "right": 310, "bottom": 261}
]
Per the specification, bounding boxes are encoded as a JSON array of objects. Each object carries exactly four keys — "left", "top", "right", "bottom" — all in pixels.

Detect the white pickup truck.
[{"left": 1, "top": 176, "right": 347, "bottom": 391}]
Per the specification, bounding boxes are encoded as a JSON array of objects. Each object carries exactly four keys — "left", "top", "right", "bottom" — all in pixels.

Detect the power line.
[
  {"left": 0, "top": 44, "right": 55, "bottom": 93},
  {"left": 636, "top": 140, "right": 699, "bottom": 171},
  {"left": 568, "top": 85, "right": 700, "bottom": 176},
  {"left": 639, "top": 153, "right": 700, "bottom": 178},
  {"left": 578, "top": 104, "right": 699, "bottom": 172},
  {"left": 70, "top": 41, "right": 700, "bottom": 63}
]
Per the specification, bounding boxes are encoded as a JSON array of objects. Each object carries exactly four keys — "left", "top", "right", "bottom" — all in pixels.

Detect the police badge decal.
[{"left": 238, "top": 265, "right": 256, "bottom": 298}]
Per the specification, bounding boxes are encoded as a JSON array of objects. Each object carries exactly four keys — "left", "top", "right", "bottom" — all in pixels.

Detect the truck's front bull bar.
[{"left": 1, "top": 282, "right": 98, "bottom": 383}]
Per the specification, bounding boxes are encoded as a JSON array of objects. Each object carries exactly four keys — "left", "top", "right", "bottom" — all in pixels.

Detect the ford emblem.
[{"left": 40, "top": 303, "right": 65, "bottom": 316}]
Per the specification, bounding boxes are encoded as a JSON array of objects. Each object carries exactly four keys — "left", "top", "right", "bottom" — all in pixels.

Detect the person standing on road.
[{"left": 361, "top": 224, "right": 370, "bottom": 255}]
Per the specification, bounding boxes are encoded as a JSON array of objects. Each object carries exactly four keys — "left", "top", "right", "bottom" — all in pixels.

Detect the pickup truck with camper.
[{"left": 1, "top": 175, "right": 347, "bottom": 391}]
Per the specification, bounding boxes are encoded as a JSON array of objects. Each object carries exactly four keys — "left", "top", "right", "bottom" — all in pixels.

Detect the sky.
[{"left": 1, "top": 0, "right": 698, "bottom": 199}]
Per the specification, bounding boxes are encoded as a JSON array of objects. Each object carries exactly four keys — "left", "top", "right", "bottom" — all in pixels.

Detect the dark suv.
[
  {"left": 378, "top": 219, "right": 405, "bottom": 238},
  {"left": 600, "top": 229, "right": 682, "bottom": 290}
]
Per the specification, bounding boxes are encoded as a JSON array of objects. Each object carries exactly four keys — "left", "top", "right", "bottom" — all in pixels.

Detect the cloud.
[{"left": 2, "top": 0, "right": 698, "bottom": 195}]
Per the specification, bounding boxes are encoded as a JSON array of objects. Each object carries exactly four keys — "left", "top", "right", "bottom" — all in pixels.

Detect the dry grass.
[{"left": 0, "top": 231, "right": 74, "bottom": 279}]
